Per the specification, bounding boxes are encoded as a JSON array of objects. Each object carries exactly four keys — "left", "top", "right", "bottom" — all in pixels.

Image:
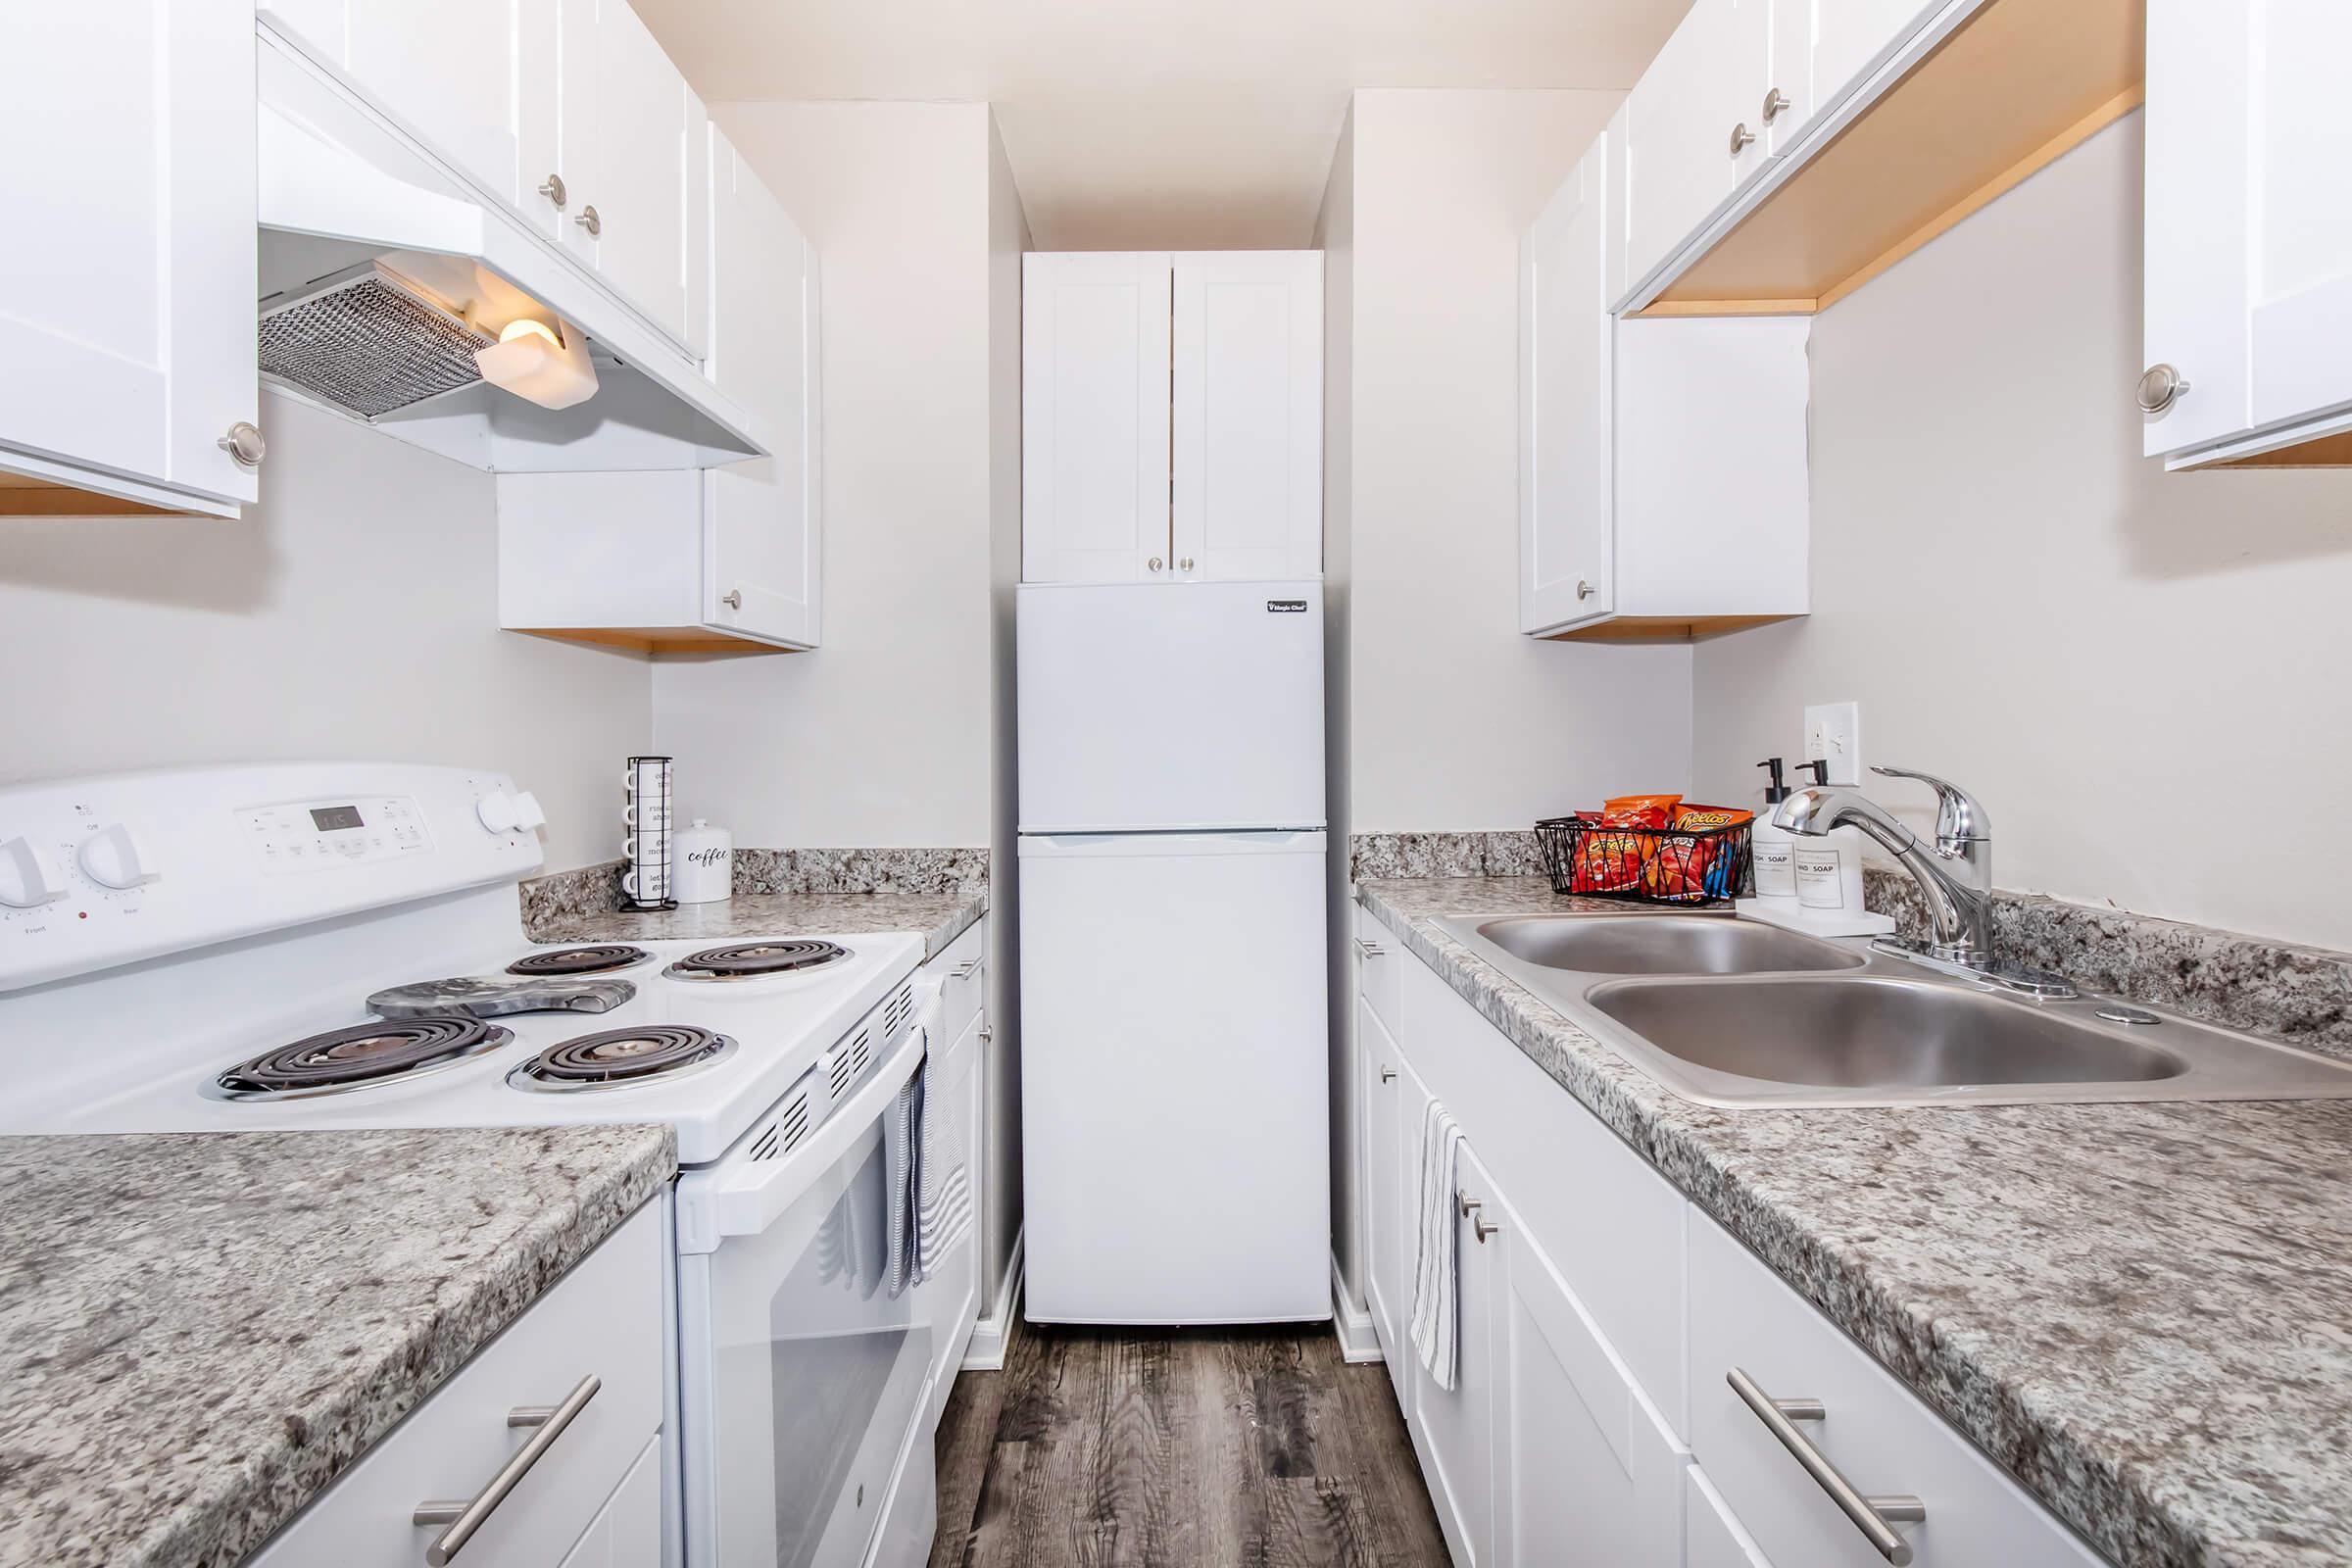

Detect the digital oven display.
[{"left": 309, "top": 805, "right": 366, "bottom": 832}]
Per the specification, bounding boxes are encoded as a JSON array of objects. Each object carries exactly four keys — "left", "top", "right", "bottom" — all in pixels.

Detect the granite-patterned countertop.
[
  {"left": 526, "top": 889, "right": 986, "bottom": 963},
  {"left": 0, "top": 1126, "right": 675, "bottom": 1568},
  {"left": 1358, "top": 875, "right": 2352, "bottom": 1568}
]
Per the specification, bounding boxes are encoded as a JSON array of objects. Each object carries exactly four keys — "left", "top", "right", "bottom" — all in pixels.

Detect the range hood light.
[{"left": 473, "top": 316, "right": 600, "bottom": 411}]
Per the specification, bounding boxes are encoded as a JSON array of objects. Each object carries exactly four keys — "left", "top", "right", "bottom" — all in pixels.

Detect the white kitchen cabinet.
[
  {"left": 1623, "top": 0, "right": 1775, "bottom": 292},
  {"left": 562, "top": 0, "right": 708, "bottom": 349},
  {"left": 1023, "top": 252, "right": 1174, "bottom": 584},
  {"left": 0, "top": 0, "right": 259, "bottom": 517},
  {"left": 497, "top": 125, "right": 819, "bottom": 656},
  {"left": 1492, "top": 1179, "right": 1689, "bottom": 1567},
  {"left": 2142, "top": 0, "right": 2352, "bottom": 468},
  {"left": 1359, "top": 995, "right": 1413, "bottom": 1421},
  {"left": 249, "top": 1202, "right": 666, "bottom": 1566},
  {"left": 1688, "top": 1467, "right": 1778, "bottom": 1568},
  {"left": 1410, "top": 1095, "right": 1500, "bottom": 1568},
  {"left": 1024, "top": 251, "right": 1322, "bottom": 584},
  {"left": 702, "top": 127, "right": 821, "bottom": 648},
  {"left": 1687, "top": 1211, "right": 2105, "bottom": 1566},
  {"left": 1171, "top": 252, "right": 1324, "bottom": 581}
]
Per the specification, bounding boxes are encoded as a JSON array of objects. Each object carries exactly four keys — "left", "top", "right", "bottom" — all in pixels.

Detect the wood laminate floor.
[{"left": 928, "top": 1318, "right": 1447, "bottom": 1568}]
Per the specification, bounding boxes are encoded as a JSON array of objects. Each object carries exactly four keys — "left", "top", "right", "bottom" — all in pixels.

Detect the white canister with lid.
[{"left": 672, "top": 819, "right": 734, "bottom": 905}]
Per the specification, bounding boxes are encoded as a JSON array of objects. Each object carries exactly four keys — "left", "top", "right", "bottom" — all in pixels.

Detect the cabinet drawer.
[
  {"left": 250, "top": 1201, "right": 666, "bottom": 1567},
  {"left": 1687, "top": 1213, "right": 2103, "bottom": 1567},
  {"left": 923, "top": 920, "right": 986, "bottom": 1045},
  {"left": 1354, "top": 900, "right": 1401, "bottom": 1035},
  {"left": 1688, "top": 1465, "right": 1775, "bottom": 1567}
]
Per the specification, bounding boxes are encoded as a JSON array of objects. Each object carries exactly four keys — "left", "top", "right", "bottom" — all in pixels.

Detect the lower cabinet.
[
  {"left": 1357, "top": 903, "right": 2111, "bottom": 1567},
  {"left": 248, "top": 1201, "right": 667, "bottom": 1566}
]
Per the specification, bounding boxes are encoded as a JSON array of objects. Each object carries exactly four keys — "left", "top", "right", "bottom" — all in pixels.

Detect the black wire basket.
[{"left": 1532, "top": 812, "right": 1755, "bottom": 905}]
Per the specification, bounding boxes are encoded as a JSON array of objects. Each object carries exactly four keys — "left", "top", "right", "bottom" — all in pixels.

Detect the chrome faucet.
[{"left": 1773, "top": 765, "right": 1993, "bottom": 965}]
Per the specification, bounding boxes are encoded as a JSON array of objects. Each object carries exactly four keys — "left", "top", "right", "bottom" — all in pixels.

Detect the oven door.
[{"left": 675, "top": 1004, "right": 941, "bottom": 1568}]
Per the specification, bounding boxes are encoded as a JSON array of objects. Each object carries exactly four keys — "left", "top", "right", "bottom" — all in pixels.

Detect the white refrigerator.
[{"left": 1018, "top": 579, "right": 1330, "bottom": 1325}]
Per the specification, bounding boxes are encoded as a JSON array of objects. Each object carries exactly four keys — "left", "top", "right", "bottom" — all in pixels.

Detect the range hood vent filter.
[{"left": 258, "top": 268, "right": 493, "bottom": 419}]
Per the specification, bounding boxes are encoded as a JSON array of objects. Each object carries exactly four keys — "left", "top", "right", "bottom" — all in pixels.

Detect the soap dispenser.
[
  {"left": 1737, "top": 759, "right": 1896, "bottom": 938},
  {"left": 1746, "top": 759, "right": 1799, "bottom": 903}
]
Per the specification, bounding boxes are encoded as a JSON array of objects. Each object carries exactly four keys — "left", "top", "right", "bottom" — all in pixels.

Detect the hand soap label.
[
  {"left": 1794, "top": 847, "right": 1845, "bottom": 909},
  {"left": 1754, "top": 841, "right": 1796, "bottom": 898}
]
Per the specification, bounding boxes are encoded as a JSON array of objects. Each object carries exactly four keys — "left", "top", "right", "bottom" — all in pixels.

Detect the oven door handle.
[{"left": 686, "top": 987, "right": 941, "bottom": 1250}]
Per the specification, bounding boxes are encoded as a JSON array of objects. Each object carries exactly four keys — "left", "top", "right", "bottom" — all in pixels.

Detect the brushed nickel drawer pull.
[
  {"left": 1352, "top": 937, "right": 1386, "bottom": 958},
  {"left": 415, "top": 1374, "right": 601, "bottom": 1563},
  {"left": 952, "top": 957, "right": 982, "bottom": 979},
  {"left": 1728, "top": 1367, "right": 1924, "bottom": 1564}
]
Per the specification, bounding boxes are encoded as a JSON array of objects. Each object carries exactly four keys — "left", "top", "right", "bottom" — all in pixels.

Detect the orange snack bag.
[
  {"left": 1599, "top": 793, "right": 1683, "bottom": 830},
  {"left": 1670, "top": 805, "right": 1753, "bottom": 833}
]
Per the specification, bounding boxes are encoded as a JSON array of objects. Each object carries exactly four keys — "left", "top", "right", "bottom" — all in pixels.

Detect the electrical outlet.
[{"left": 1803, "top": 702, "right": 1863, "bottom": 786}]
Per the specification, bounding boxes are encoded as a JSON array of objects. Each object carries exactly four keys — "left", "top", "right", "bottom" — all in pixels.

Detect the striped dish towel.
[
  {"left": 883, "top": 1062, "right": 925, "bottom": 1299},
  {"left": 917, "top": 1061, "right": 975, "bottom": 1277},
  {"left": 1408, "top": 1097, "right": 1468, "bottom": 1391}
]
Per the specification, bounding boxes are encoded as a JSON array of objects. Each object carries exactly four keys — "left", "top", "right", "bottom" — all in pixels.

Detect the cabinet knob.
[
  {"left": 1576, "top": 579, "right": 1595, "bottom": 600},
  {"left": 1148, "top": 557, "right": 1164, "bottom": 573},
  {"left": 720, "top": 588, "right": 742, "bottom": 611},
  {"left": 1179, "top": 557, "right": 1195, "bottom": 571},
  {"left": 1762, "top": 87, "right": 1791, "bottom": 122},
  {"left": 538, "top": 172, "right": 566, "bottom": 209},
  {"left": 1474, "top": 1215, "right": 1501, "bottom": 1243},
  {"left": 1379, "top": 1065, "right": 1396, "bottom": 1084},
  {"left": 574, "top": 205, "right": 601, "bottom": 237},
  {"left": 2135, "top": 363, "right": 2190, "bottom": 415},
  {"left": 1729, "top": 122, "right": 1757, "bottom": 158},
  {"left": 218, "top": 421, "right": 267, "bottom": 468}
]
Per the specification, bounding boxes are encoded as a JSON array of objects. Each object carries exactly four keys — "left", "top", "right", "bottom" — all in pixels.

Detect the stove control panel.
[
  {"left": 240, "top": 795, "right": 432, "bottom": 875},
  {"left": 0, "top": 762, "right": 546, "bottom": 995}
]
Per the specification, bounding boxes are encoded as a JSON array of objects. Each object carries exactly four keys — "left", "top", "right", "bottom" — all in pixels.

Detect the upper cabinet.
[
  {"left": 1171, "top": 253, "right": 1324, "bottom": 583},
  {"left": 0, "top": 0, "right": 259, "bottom": 518},
  {"left": 1623, "top": 0, "right": 1775, "bottom": 291},
  {"left": 266, "top": 0, "right": 708, "bottom": 353},
  {"left": 2142, "top": 0, "right": 2352, "bottom": 468},
  {"left": 499, "top": 126, "right": 821, "bottom": 655},
  {"left": 1023, "top": 251, "right": 1322, "bottom": 585},
  {"left": 1521, "top": 112, "right": 1809, "bottom": 641}
]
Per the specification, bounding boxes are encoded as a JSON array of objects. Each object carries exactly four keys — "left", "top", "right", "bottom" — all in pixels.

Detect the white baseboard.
[
  {"left": 960, "top": 1226, "right": 1024, "bottom": 1372},
  {"left": 1331, "top": 1252, "right": 1382, "bottom": 1364}
]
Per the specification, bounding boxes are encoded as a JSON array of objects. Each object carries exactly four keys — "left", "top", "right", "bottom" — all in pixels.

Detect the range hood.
[{"left": 255, "top": 31, "right": 762, "bottom": 472}]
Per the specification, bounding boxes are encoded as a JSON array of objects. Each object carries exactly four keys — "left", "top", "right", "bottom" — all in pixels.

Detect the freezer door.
[
  {"left": 1018, "top": 831, "right": 1331, "bottom": 1324},
  {"left": 1017, "top": 580, "right": 1325, "bottom": 832}
]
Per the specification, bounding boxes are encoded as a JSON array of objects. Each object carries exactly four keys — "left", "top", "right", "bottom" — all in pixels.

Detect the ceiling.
[{"left": 632, "top": 0, "right": 1691, "bottom": 248}]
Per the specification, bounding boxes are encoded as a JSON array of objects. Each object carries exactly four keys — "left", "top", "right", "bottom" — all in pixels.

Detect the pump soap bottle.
[{"left": 1736, "top": 759, "right": 1896, "bottom": 938}]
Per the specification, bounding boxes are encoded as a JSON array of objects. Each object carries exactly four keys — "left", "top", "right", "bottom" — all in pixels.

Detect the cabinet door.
[
  {"left": 1520, "top": 132, "right": 1616, "bottom": 635},
  {"left": 0, "top": 0, "right": 257, "bottom": 513},
  {"left": 1785, "top": 0, "right": 1938, "bottom": 150},
  {"left": 1409, "top": 1107, "right": 1500, "bottom": 1568},
  {"left": 2145, "top": 1, "right": 2352, "bottom": 459},
  {"left": 1623, "top": 0, "right": 1774, "bottom": 292},
  {"left": 1022, "top": 253, "right": 1173, "bottom": 583},
  {"left": 556, "top": 1436, "right": 664, "bottom": 1568},
  {"left": 1170, "top": 252, "right": 1323, "bottom": 580},
  {"left": 561, "top": 0, "right": 701, "bottom": 345},
  {"left": 704, "top": 128, "right": 820, "bottom": 648},
  {"left": 1687, "top": 1467, "right": 1777, "bottom": 1568},
  {"left": 1493, "top": 1185, "right": 1687, "bottom": 1566},
  {"left": 1358, "top": 994, "right": 1410, "bottom": 1414}
]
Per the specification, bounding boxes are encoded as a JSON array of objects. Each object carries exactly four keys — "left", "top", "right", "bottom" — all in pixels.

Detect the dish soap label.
[
  {"left": 1794, "top": 846, "right": 1846, "bottom": 909},
  {"left": 1754, "top": 840, "right": 1796, "bottom": 898}
]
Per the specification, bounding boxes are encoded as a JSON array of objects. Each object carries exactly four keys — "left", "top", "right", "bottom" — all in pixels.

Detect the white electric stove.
[{"left": 0, "top": 762, "right": 958, "bottom": 1568}]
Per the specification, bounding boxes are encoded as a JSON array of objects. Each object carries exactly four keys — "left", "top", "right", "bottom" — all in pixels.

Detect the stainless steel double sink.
[{"left": 1433, "top": 912, "right": 2352, "bottom": 1109}]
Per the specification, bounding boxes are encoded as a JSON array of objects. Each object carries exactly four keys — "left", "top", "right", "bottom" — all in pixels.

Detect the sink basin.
[
  {"left": 1456, "top": 915, "right": 1867, "bottom": 976},
  {"left": 1587, "top": 976, "right": 2184, "bottom": 1091}
]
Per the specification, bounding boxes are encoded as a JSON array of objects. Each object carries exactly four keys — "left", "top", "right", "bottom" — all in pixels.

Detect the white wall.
[
  {"left": 652, "top": 102, "right": 998, "bottom": 850},
  {"left": 984, "top": 109, "right": 1031, "bottom": 1309},
  {"left": 0, "top": 391, "right": 650, "bottom": 871},
  {"left": 1346, "top": 91, "right": 1694, "bottom": 832},
  {"left": 1321, "top": 89, "right": 1696, "bottom": 1305},
  {"left": 1691, "top": 115, "right": 2352, "bottom": 953}
]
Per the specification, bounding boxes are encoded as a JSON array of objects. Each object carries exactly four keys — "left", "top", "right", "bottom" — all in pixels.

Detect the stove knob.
[
  {"left": 0, "top": 836, "right": 67, "bottom": 908},
  {"left": 77, "top": 823, "right": 160, "bottom": 890},
  {"left": 511, "top": 790, "right": 548, "bottom": 832},
  {"left": 476, "top": 791, "right": 522, "bottom": 833}
]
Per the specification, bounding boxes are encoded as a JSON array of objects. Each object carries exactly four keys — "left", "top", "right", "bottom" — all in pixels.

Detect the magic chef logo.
[
  {"left": 686, "top": 846, "right": 731, "bottom": 869},
  {"left": 1266, "top": 599, "right": 1307, "bottom": 612}
]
